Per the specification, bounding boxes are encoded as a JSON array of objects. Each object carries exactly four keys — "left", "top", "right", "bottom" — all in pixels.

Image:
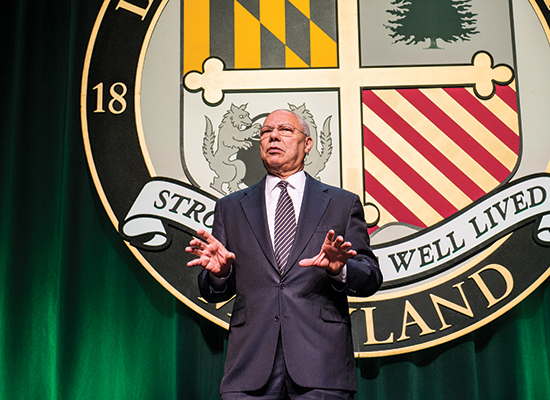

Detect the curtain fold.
[{"left": 1, "top": 1, "right": 549, "bottom": 399}]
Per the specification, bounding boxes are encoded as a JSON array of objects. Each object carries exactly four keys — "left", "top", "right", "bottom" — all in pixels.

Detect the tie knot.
[{"left": 277, "top": 180, "right": 289, "bottom": 190}]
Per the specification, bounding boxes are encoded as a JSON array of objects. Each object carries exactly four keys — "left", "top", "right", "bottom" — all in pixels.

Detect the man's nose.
[{"left": 268, "top": 130, "right": 281, "bottom": 140}]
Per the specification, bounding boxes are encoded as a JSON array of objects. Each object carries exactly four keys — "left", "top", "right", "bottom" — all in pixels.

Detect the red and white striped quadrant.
[{"left": 363, "top": 84, "right": 520, "bottom": 232}]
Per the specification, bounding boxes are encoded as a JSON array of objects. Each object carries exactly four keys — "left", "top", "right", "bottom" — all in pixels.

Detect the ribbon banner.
[
  {"left": 120, "top": 179, "right": 216, "bottom": 249},
  {"left": 375, "top": 174, "right": 550, "bottom": 287},
  {"left": 121, "top": 175, "right": 550, "bottom": 280}
]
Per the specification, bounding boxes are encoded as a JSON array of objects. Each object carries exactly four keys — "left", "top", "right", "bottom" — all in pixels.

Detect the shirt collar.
[{"left": 265, "top": 170, "right": 306, "bottom": 194}]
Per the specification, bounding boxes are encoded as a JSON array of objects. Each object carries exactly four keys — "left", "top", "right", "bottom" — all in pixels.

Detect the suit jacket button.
[
  {"left": 274, "top": 315, "right": 280, "bottom": 322},
  {"left": 279, "top": 283, "right": 285, "bottom": 290}
]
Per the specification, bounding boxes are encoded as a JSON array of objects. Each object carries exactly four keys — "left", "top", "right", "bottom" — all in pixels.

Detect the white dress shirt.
[
  {"left": 265, "top": 171, "right": 346, "bottom": 282},
  {"left": 264, "top": 171, "right": 306, "bottom": 245}
]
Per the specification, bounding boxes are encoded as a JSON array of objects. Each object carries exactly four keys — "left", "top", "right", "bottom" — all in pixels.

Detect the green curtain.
[{"left": 1, "top": 1, "right": 549, "bottom": 399}]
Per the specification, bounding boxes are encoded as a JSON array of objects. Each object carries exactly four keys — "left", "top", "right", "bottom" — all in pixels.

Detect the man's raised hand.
[
  {"left": 186, "top": 229, "right": 235, "bottom": 277},
  {"left": 299, "top": 230, "right": 356, "bottom": 274}
]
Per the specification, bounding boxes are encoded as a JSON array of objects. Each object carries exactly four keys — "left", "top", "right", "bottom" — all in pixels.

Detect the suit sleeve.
[
  {"left": 197, "top": 199, "right": 237, "bottom": 303},
  {"left": 340, "top": 195, "right": 382, "bottom": 297}
]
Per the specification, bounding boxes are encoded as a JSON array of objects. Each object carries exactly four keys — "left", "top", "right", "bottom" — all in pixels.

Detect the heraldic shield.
[{"left": 180, "top": 0, "right": 519, "bottom": 287}]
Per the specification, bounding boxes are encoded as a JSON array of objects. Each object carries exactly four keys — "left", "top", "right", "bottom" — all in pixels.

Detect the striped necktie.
[{"left": 274, "top": 180, "right": 296, "bottom": 274}]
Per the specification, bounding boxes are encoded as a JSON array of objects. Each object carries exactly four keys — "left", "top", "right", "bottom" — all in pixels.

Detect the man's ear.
[{"left": 304, "top": 136, "right": 313, "bottom": 154}]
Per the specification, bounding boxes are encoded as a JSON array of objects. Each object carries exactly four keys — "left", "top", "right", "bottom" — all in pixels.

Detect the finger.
[
  {"left": 346, "top": 249, "right": 357, "bottom": 257},
  {"left": 339, "top": 241, "right": 353, "bottom": 252},
  {"left": 185, "top": 246, "right": 202, "bottom": 256},
  {"left": 333, "top": 235, "right": 344, "bottom": 247},
  {"left": 188, "top": 239, "right": 205, "bottom": 249},
  {"left": 192, "top": 229, "right": 208, "bottom": 242},
  {"left": 225, "top": 251, "right": 236, "bottom": 264},
  {"left": 299, "top": 252, "right": 322, "bottom": 266},
  {"left": 187, "top": 258, "right": 204, "bottom": 267},
  {"left": 299, "top": 258, "right": 314, "bottom": 267},
  {"left": 197, "top": 229, "right": 219, "bottom": 245},
  {"left": 301, "top": 251, "right": 327, "bottom": 266},
  {"left": 196, "top": 229, "right": 207, "bottom": 237},
  {"left": 324, "top": 230, "right": 335, "bottom": 245}
]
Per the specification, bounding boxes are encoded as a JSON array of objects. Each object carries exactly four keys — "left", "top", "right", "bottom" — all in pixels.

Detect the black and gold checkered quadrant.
[{"left": 183, "top": 0, "right": 338, "bottom": 73}]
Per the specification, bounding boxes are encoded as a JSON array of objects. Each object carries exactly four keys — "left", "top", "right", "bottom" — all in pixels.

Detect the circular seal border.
[
  {"left": 80, "top": 0, "right": 228, "bottom": 328},
  {"left": 81, "top": 0, "right": 550, "bottom": 357}
]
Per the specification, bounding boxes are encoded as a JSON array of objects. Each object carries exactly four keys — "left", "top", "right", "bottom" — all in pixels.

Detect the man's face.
[{"left": 260, "top": 110, "right": 313, "bottom": 179}]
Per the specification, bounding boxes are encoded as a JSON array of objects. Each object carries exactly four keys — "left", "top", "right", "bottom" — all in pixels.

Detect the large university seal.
[{"left": 82, "top": 0, "right": 550, "bottom": 356}]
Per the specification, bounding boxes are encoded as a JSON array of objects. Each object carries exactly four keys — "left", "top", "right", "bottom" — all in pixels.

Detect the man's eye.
[
  {"left": 281, "top": 126, "right": 293, "bottom": 134},
  {"left": 260, "top": 129, "right": 271, "bottom": 136}
]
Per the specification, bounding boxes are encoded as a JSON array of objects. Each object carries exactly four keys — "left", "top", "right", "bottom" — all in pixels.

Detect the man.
[{"left": 186, "top": 109, "right": 382, "bottom": 399}]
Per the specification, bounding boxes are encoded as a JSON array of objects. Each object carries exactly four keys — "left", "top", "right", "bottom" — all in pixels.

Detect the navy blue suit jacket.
[{"left": 198, "top": 173, "right": 382, "bottom": 393}]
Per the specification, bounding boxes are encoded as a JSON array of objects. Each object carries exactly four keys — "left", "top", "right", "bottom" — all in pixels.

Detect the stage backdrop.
[{"left": 2, "top": 1, "right": 550, "bottom": 399}]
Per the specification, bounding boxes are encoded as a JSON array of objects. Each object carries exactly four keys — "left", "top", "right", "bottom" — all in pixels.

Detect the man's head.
[{"left": 260, "top": 109, "right": 313, "bottom": 179}]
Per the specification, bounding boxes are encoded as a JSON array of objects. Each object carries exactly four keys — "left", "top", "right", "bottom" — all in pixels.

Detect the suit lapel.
[
  {"left": 240, "top": 174, "right": 331, "bottom": 275},
  {"left": 284, "top": 175, "right": 330, "bottom": 275},
  {"left": 240, "top": 177, "right": 278, "bottom": 269}
]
